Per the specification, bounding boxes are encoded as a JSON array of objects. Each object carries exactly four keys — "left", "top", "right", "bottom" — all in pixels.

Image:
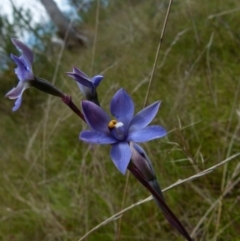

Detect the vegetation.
[{"left": 1, "top": 0, "right": 240, "bottom": 240}]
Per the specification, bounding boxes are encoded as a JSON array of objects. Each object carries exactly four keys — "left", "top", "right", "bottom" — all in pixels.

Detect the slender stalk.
[
  {"left": 128, "top": 162, "right": 193, "bottom": 241},
  {"left": 143, "top": 0, "right": 173, "bottom": 107},
  {"left": 62, "top": 95, "right": 85, "bottom": 122},
  {"left": 91, "top": 0, "right": 100, "bottom": 75}
]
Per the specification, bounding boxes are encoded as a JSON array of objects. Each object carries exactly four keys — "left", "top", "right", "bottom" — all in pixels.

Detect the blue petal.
[
  {"left": 11, "top": 38, "right": 34, "bottom": 69},
  {"left": 77, "top": 85, "right": 90, "bottom": 97},
  {"left": 127, "top": 126, "right": 167, "bottom": 142},
  {"left": 73, "top": 67, "right": 89, "bottom": 80},
  {"left": 80, "top": 130, "right": 116, "bottom": 144},
  {"left": 82, "top": 100, "right": 110, "bottom": 132},
  {"left": 129, "top": 101, "right": 161, "bottom": 131},
  {"left": 67, "top": 73, "right": 94, "bottom": 89},
  {"left": 11, "top": 54, "right": 33, "bottom": 81},
  {"left": 110, "top": 142, "right": 132, "bottom": 174},
  {"left": 5, "top": 81, "right": 29, "bottom": 99},
  {"left": 91, "top": 75, "right": 103, "bottom": 87},
  {"left": 110, "top": 88, "right": 134, "bottom": 126},
  {"left": 12, "top": 95, "right": 23, "bottom": 111}
]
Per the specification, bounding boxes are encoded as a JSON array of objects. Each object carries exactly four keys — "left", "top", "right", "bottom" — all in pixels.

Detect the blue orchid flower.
[
  {"left": 66, "top": 67, "right": 103, "bottom": 105},
  {"left": 80, "top": 88, "right": 167, "bottom": 174},
  {"left": 5, "top": 39, "right": 35, "bottom": 111},
  {"left": 5, "top": 39, "right": 65, "bottom": 111}
]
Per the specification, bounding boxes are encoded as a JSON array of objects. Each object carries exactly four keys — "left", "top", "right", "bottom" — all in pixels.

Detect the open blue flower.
[
  {"left": 5, "top": 39, "right": 65, "bottom": 111},
  {"left": 5, "top": 39, "right": 34, "bottom": 111},
  {"left": 80, "top": 88, "right": 167, "bottom": 174},
  {"left": 67, "top": 67, "right": 103, "bottom": 104}
]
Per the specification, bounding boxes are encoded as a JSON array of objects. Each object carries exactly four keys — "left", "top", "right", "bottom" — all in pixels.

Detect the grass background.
[{"left": 1, "top": 0, "right": 240, "bottom": 240}]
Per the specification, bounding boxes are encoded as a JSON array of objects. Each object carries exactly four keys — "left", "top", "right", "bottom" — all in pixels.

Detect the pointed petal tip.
[
  {"left": 73, "top": 66, "right": 78, "bottom": 73},
  {"left": 72, "top": 67, "right": 89, "bottom": 79},
  {"left": 155, "top": 100, "right": 161, "bottom": 107},
  {"left": 110, "top": 142, "right": 132, "bottom": 175},
  {"left": 12, "top": 106, "right": 18, "bottom": 112},
  {"left": 73, "top": 66, "right": 82, "bottom": 72},
  {"left": 128, "top": 125, "right": 167, "bottom": 142},
  {"left": 11, "top": 38, "right": 27, "bottom": 50},
  {"left": 10, "top": 53, "right": 18, "bottom": 60},
  {"left": 129, "top": 100, "right": 162, "bottom": 131},
  {"left": 117, "top": 87, "right": 126, "bottom": 94},
  {"left": 11, "top": 38, "right": 34, "bottom": 66},
  {"left": 5, "top": 92, "right": 12, "bottom": 99},
  {"left": 12, "top": 96, "right": 22, "bottom": 111},
  {"left": 66, "top": 72, "right": 74, "bottom": 78},
  {"left": 5, "top": 87, "right": 19, "bottom": 99},
  {"left": 11, "top": 38, "right": 19, "bottom": 45},
  {"left": 149, "top": 101, "right": 161, "bottom": 111}
]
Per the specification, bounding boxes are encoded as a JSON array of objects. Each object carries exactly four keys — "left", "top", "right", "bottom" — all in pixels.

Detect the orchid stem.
[
  {"left": 128, "top": 162, "right": 193, "bottom": 241},
  {"left": 62, "top": 95, "right": 85, "bottom": 122}
]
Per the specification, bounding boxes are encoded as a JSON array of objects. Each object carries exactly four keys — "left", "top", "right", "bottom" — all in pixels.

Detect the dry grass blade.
[
  {"left": 77, "top": 152, "right": 240, "bottom": 241},
  {"left": 208, "top": 7, "right": 240, "bottom": 19},
  {"left": 143, "top": 0, "right": 173, "bottom": 107},
  {"left": 90, "top": 0, "right": 100, "bottom": 75}
]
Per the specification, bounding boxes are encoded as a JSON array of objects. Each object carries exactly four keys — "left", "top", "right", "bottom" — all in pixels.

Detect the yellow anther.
[{"left": 108, "top": 119, "right": 117, "bottom": 129}]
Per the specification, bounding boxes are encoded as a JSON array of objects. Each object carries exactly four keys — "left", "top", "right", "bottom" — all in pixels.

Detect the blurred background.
[{"left": 1, "top": 0, "right": 240, "bottom": 240}]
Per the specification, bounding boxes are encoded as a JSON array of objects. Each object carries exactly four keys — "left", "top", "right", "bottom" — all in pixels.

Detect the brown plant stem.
[
  {"left": 62, "top": 95, "right": 85, "bottom": 122},
  {"left": 128, "top": 162, "right": 193, "bottom": 241}
]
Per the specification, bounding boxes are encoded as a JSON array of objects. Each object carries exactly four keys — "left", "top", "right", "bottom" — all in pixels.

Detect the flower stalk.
[
  {"left": 62, "top": 95, "right": 85, "bottom": 121},
  {"left": 128, "top": 161, "right": 193, "bottom": 241}
]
